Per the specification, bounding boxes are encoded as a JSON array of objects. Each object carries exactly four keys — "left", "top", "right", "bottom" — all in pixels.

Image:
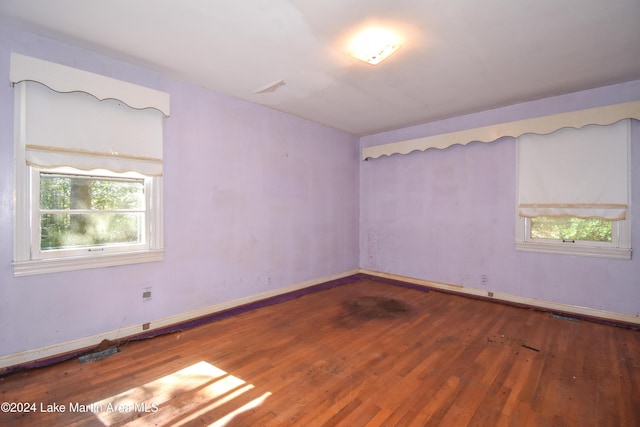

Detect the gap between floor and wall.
[{"left": 1, "top": 268, "right": 638, "bottom": 374}]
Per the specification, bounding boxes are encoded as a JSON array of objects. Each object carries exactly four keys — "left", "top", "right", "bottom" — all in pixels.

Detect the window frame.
[
  {"left": 32, "top": 167, "right": 152, "bottom": 259},
  {"left": 515, "top": 121, "right": 632, "bottom": 260},
  {"left": 14, "top": 161, "right": 163, "bottom": 278},
  {"left": 515, "top": 215, "right": 631, "bottom": 259},
  {"left": 14, "top": 163, "right": 163, "bottom": 276}
]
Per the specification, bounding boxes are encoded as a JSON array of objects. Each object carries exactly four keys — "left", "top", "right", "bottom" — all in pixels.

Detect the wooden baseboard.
[
  {"left": 0, "top": 269, "right": 359, "bottom": 371},
  {"left": 4, "top": 268, "right": 636, "bottom": 372},
  {"left": 359, "top": 269, "right": 640, "bottom": 327}
]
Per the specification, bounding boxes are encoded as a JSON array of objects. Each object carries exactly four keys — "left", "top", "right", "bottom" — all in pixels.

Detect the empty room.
[{"left": 0, "top": 1, "right": 639, "bottom": 426}]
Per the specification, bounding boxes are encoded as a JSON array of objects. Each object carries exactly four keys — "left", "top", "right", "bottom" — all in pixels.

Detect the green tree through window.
[
  {"left": 40, "top": 173, "right": 145, "bottom": 250},
  {"left": 530, "top": 216, "right": 612, "bottom": 242}
]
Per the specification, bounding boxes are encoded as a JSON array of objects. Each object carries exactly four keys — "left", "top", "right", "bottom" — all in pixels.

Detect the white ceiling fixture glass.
[{"left": 348, "top": 28, "right": 401, "bottom": 65}]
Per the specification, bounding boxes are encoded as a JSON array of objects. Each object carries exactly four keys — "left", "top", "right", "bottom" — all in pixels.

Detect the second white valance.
[
  {"left": 363, "top": 101, "right": 640, "bottom": 160},
  {"left": 517, "top": 120, "right": 630, "bottom": 220}
]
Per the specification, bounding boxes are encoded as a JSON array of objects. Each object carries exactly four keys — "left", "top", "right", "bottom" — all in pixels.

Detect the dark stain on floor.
[{"left": 343, "top": 295, "right": 411, "bottom": 320}]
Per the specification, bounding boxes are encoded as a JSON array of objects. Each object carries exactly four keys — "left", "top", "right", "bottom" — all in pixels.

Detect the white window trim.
[
  {"left": 13, "top": 166, "right": 164, "bottom": 276},
  {"left": 515, "top": 121, "right": 632, "bottom": 260},
  {"left": 13, "top": 165, "right": 164, "bottom": 277},
  {"left": 13, "top": 250, "right": 164, "bottom": 277}
]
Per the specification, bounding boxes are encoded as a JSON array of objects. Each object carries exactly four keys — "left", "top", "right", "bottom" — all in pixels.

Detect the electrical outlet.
[
  {"left": 142, "top": 287, "right": 152, "bottom": 301},
  {"left": 488, "top": 291, "right": 494, "bottom": 297},
  {"left": 480, "top": 275, "right": 489, "bottom": 287},
  {"left": 142, "top": 322, "right": 150, "bottom": 330}
]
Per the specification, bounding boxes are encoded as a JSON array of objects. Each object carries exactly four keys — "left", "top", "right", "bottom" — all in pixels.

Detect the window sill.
[
  {"left": 13, "top": 249, "right": 163, "bottom": 277},
  {"left": 516, "top": 242, "right": 631, "bottom": 260}
]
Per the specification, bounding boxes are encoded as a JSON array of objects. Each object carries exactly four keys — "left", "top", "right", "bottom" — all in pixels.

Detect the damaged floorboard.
[{"left": 1, "top": 278, "right": 639, "bottom": 426}]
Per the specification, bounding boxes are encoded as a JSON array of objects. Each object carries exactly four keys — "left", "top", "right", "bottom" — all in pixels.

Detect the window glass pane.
[
  {"left": 40, "top": 175, "right": 70, "bottom": 210},
  {"left": 530, "top": 217, "right": 612, "bottom": 242},
  {"left": 41, "top": 213, "right": 144, "bottom": 250},
  {"left": 39, "top": 172, "right": 145, "bottom": 251},
  {"left": 40, "top": 174, "right": 144, "bottom": 210}
]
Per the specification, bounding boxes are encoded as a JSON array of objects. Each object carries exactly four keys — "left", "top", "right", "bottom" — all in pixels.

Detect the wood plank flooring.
[{"left": 1, "top": 277, "right": 639, "bottom": 426}]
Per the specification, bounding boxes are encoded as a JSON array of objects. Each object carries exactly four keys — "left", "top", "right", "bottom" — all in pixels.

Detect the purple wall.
[
  {"left": 360, "top": 81, "right": 640, "bottom": 316},
  {"left": 1, "top": 22, "right": 639, "bottom": 362},
  {"left": 0, "top": 26, "right": 359, "bottom": 358}
]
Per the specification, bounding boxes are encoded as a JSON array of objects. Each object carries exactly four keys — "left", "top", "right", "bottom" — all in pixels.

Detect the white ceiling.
[{"left": 1, "top": 0, "right": 640, "bottom": 136}]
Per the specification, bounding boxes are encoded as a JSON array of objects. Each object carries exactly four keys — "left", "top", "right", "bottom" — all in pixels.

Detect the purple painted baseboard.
[
  {"left": 3, "top": 272, "right": 635, "bottom": 377},
  {"left": 0, "top": 274, "right": 363, "bottom": 376}
]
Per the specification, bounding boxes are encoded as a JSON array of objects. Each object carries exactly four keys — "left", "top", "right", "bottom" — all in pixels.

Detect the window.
[
  {"left": 36, "top": 169, "right": 149, "bottom": 257},
  {"left": 11, "top": 53, "right": 169, "bottom": 276},
  {"left": 515, "top": 120, "right": 631, "bottom": 259},
  {"left": 530, "top": 217, "right": 612, "bottom": 243},
  {"left": 517, "top": 215, "right": 630, "bottom": 258}
]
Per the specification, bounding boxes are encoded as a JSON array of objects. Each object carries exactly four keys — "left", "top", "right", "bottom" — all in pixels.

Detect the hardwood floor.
[{"left": 1, "top": 277, "right": 639, "bottom": 426}]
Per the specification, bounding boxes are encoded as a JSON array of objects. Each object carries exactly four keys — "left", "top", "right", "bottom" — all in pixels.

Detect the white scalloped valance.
[
  {"left": 518, "top": 120, "right": 630, "bottom": 220},
  {"left": 9, "top": 53, "right": 170, "bottom": 116},
  {"left": 362, "top": 101, "right": 640, "bottom": 160},
  {"left": 11, "top": 53, "right": 169, "bottom": 176}
]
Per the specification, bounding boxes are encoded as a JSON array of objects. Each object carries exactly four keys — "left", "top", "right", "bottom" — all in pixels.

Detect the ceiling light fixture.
[{"left": 348, "top": 28, "right": 401, "bottom": 65}]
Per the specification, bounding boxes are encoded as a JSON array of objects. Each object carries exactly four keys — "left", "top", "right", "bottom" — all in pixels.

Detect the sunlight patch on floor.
[{"left": 89, "top": 360, "right": 270, "bottom": 426}]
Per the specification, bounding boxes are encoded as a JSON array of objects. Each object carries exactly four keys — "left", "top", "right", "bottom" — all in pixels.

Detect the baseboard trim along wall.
[
  {"left": 360, "top": 269, "right": 640, "bottom": 327},
  {"left": 0, "top": 269, "right": 359, "bottom": 372},
  {"left": 3, "top": 268, "right": 638, "bottom": 372}
]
